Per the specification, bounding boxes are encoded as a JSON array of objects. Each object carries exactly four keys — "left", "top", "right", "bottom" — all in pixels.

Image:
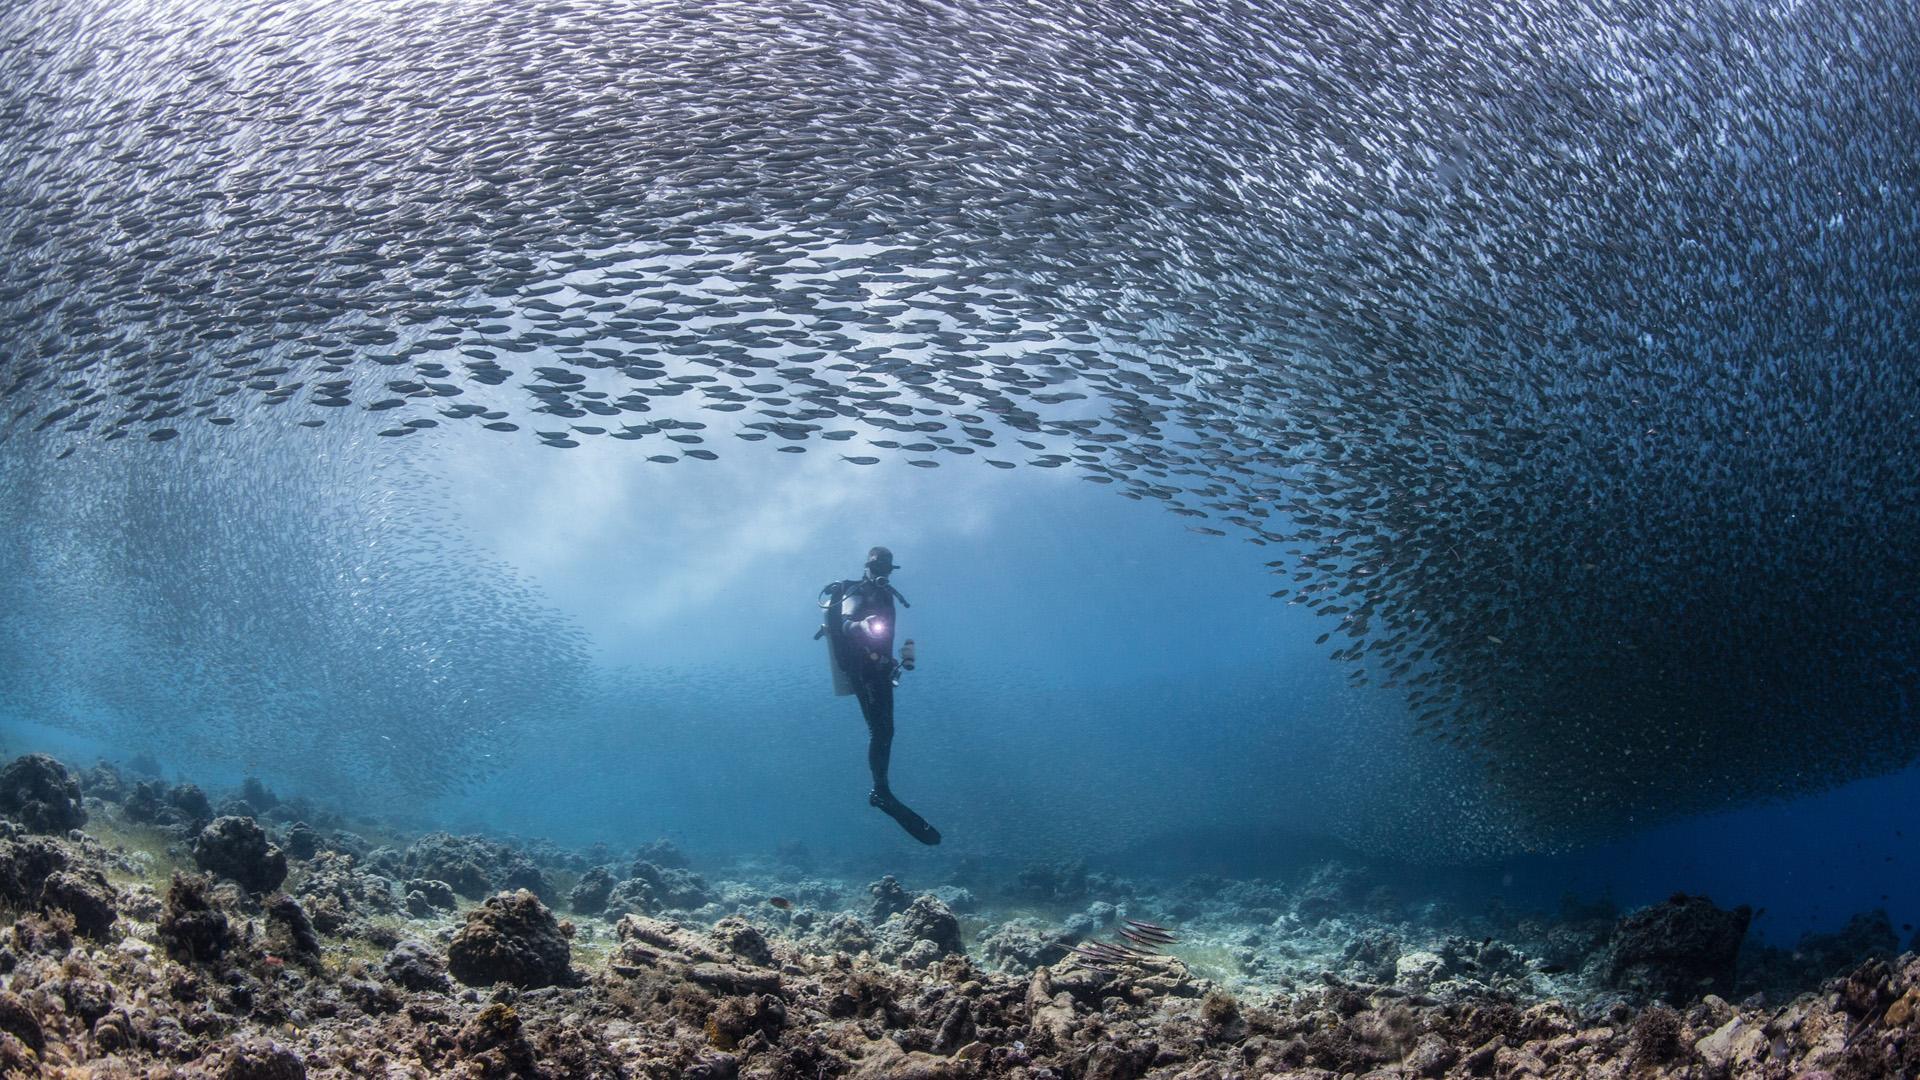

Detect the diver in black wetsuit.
[{"left": 817, "top": 546, "right": 941, "bottom": 845}]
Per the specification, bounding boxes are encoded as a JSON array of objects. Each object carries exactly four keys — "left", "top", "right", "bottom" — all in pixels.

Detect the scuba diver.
[{"left": 817, "top": 546, "right": 941, "bottom": 845}]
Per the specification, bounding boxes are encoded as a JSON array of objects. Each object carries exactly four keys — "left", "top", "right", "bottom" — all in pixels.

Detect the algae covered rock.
[
  {"left": 568, "top": 865, "right": 615, "bottom": 914},
  {"left": 879, "top": 894, "right": 963, "bottom": 970},
  {"left": 403, "top": 832, "right": 500, "bottom": 899},
  {"left": 625, "top": 859, "right": 713, "bottom": 909},
  {"left": 297, "top": 850, "right": 401, "bottom": 927},
  {"left": 169, "top": 783, "right": 214, "bottom": 824},
  {"left": 160, "top": 872, "right": 234, "bottom": 963},
  {"left": 867, "top": 874, "right": 911, "bottom": 921},
  {"left": 0, "top": 990, "right": 44, "bottom": 1057},
  {"left": 603, "top": 875, "right": 658, "bottom": 918},
  {"left": 1601, "top": 893, "right": 1752, "bottom": 1002},
  {"left": 0, "top": 834, "right": 68, "bottom": 904},
  {"left": 978, "top": 918, "right": 1069, "bottom": 974},
  {"left": 383, "top": 938, "right": 451, "bottom": 993},
  {"left": 633, "top": 837, "right": 690, "bottom": 868},
  {"left": 282, "top": 821, "right": 321, "bottom": 860},
  {"left": 0, "top": 833, "right": 117, "bottom": 939},
  {"left": 447, "top": 889, "right": 574, "bottom": 988},
  {"left": 454, "top": 1002, "right": 538, "bottom": 1075},
  {"left": 41, "top": 867, "right": 118, "bottom": 939},
  {"left": 218, "top": 1037, "right": 307, "bottom": 1080},
  {"left": 194, "top": 815, "right": 289, "bottom": 893},
  {"left": 0, "top": 753, "right": 87, "bottom": 834},
  {"left": 500, "top": 858, "right": 552, "bottom": 901},
  {"left": 126, "top": 780, "right": 215, "bottom": 832},
  {"left": 266, "top": 894, "right": 321, "bottom": 958},
  {"left": 711, "top": 915, "right": 774, "bottom": 967},
  {"left": 403, "top": 877, "right": 458, "bottom": 916}
]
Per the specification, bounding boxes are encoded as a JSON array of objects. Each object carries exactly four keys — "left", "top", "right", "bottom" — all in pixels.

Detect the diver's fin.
[{"left": 869, "top": 790, "right": 941, "bottom": 845}]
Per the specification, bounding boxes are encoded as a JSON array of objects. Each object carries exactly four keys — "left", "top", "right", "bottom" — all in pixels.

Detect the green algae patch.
[
  {"left": 569, "top": 933, "right": 619, "bottom": 972},
  {"left": 87, "top": 814, "right": 190, "bottom": 887},
  {"left": 1169, "top": 941, "right": 1239, "bottom": 983}
]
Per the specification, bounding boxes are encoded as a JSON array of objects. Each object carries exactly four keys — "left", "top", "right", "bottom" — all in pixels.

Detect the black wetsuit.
[{"left": 820, "top": 575, "right": 940, "bottom": 845}]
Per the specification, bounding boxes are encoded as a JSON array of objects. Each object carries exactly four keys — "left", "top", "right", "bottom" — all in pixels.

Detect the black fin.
[{"left": 870, "top": 791, "right": 941, "bottom": 845}]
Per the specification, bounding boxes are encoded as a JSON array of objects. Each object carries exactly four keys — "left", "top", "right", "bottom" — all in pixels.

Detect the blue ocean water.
[{"left": 6, "top": 431, "right": 1911, "bottom": 949}]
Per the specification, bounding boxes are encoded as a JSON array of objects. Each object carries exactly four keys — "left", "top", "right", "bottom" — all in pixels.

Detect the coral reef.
[{"left": 0, "top": 752, "right": 1914, "bottom": 1079}]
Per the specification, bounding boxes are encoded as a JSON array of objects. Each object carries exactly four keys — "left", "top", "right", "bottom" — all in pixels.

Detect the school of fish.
[{"left": 1, "top": 0, "right": 1915, "bottom": 834}]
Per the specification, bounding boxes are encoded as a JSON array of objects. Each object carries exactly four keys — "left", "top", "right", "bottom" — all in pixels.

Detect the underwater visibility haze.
[{"left": 1, "top": 0, "right": 1919, "bottom": 1075}]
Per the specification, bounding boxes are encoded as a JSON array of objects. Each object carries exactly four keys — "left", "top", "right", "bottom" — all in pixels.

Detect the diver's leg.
[
  {"left": 860, "top": 676, "right": 895, "bottom": 797},
  {"left": 855, "top": 671, "right": 939, "bottom": 845}
]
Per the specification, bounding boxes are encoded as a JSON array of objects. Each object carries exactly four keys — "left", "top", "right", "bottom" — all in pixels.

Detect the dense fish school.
[{"left": 1, "top": 0, "right": 1916, "bottom": 837}]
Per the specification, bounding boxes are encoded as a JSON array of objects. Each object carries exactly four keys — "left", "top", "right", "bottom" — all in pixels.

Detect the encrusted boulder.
[
  {"left": 404, "top": 878, "right": 458, "bottom": 916},
  {"left": 170, "top": 783, "right": 214, "bottom": 824},
  {"left": 126, "top": 781, "right": 214, "bottom": 831},
  {"left": 633, "top": 838, "right": 690, "bottom": 869},
  {"left": 0, "top": 754, "right": 87, "bottom": 834},
  {"left": 194, "top": 816, "right": 289, "bottom": 893},
  {"left": 568, "top": 865, "right": 614, "bottom": 915},
  {"left": 711, "top": 915, "right": 774, "bottom": 967},
  {"left": 297, "top": 851, "right": 400, "bottom": 927},
  {"left": 454, "top": 1003, "right": 537, "bottom": 1076},
  {"left": 447, "top": 889, "right": 574, "bottom": 989},
  {"left": 818, "top": 913, "right": 875, "bottom": 955},
  {"left": 868, "top": 874, "right": 911, "bottom": 921},
  {"left": 1013, "top": 858, "right": 1091, "bottom": 905},
  {"left": 282, "top": 822, "right": 321, "bottom": 860},
  {"left": 383, "top": 938, "right": 452, "bottom": 993},
  {"left": 978, "top": 918, "right": 1069, "bottom": 974},
  {"left": 404, "top": 832, "right": 502, "bottom": 900},
  {"left": 41, "top": 867, "right": 118, "bottom": 939},
  {"left": 0, "top": 835, "right": 69, "bottom": 906},
  {"left": 879, "top": 894, "right": 963, "bottom": 970},
  {"left": 266, "top": 894, "right": 321, "bottom": 958},
  {"left": 0, "top": 990, "right": 44, "bottom": 1057},
  {"left": 604, "top": 875, "right": 659, "bottom": 918},
  {"left": 159, "top": 872, "right": 234, "bottom": 963},
  {"left": 501, "top": 858, "right": 552, "bottom": 902},
  {"left": 1600, "top": 893, "right": 1751, "bottom": 1002},
  {"left": 609, "top": 914, "right": 782, "bottom": 994},
  {"left": 80, "top": 761, "right": 128, "bottom": 805},
  {"left": 625, "top": 859, "right": 714, "bottom": 910},
  {"left": 237, "top": 777, "right": 279, "bottom": 814},
  {"left": 0, "top": 834, "right": 117, "bottom": 939},
  {"left": 217, "top": 1036, "right": 307, "bottom": 1080}
]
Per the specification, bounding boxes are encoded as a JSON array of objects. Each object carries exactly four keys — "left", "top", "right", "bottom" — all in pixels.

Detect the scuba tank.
[
  {"left": 819, "top": 582, "right": 856, "bottom": 696},
  {"left": 900, "top": 639, "right": 916, "bottom": 671}
]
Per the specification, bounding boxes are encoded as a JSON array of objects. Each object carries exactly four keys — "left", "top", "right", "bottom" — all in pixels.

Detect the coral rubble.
[{"left": 0, "top": 752, "right": 1914, "bottom": 1079}]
